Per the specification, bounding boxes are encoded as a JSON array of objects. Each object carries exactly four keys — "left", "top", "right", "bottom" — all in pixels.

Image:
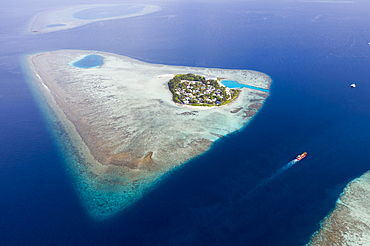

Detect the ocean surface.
[{"left": 1, "top": 0, "right": 370, "bottom": 245}]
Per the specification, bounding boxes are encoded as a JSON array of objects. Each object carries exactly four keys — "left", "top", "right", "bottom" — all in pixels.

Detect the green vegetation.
[{"left": 168, "top": 73, "right": 240, "bottom": 107}]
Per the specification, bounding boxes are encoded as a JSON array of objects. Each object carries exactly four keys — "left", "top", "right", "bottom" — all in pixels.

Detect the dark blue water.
[
  {"left": 2, "top": 0, "right": 370, "bottom": 245},
  {"left": 222, "top": 80, "right": 270, "bottom": 92},
  {"left": 72, "top": 54, "right": 103, "bottom": 68}
]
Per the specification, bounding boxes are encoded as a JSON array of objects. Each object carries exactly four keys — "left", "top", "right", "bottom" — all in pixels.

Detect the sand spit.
[
  {"left": 28, "top": 4, "right": 162, "bottom": 34},
  {"left": 307, "top": 172, "right": 370, "bottom": 245},
  {"left": 26, "top": 50, "right": 271, "bottom": 218}
]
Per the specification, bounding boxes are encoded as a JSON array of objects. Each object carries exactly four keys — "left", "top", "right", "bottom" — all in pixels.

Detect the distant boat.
[
  {"left": 295, "top": 152, "right": 307, "bottom": 161},
  {"left": 351, "top": 83, "right": 356, "bottom": 88}
]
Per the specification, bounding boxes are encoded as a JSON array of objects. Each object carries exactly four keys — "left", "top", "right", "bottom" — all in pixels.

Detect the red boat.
[{"left": 295, "top": 152, "right": 307, "bottom": 161}]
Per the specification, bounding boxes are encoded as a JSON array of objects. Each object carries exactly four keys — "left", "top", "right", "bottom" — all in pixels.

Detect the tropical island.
[
  {"left": 24, "top": 50, "right": 271, "bottom": 219},
  {"left": 168, "top": 74, "right": 240, "bottom": 106}
]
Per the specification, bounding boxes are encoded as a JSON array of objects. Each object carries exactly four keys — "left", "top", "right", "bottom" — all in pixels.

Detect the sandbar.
[
  {"left": 28, "top": 4, "right": 162, "bottom": 34},
  {"left": 25, "top": 50, "right": 271, "bottom": 218}
]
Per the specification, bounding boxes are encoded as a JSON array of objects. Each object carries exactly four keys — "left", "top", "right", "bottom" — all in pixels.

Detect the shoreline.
[
  {"left": 24, "top": 52, "right": 160, "bottom": 219},
  {"left": 24, "top": 49, "right": 271, "bottom": 218},
  {"left": 306, "top": 171, "right": 370, "bottom": 245}
]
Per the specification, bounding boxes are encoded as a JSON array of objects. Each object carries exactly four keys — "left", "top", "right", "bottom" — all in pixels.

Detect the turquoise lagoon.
[
  {"left": 221, "top": 80, "right": 270, "bottom": 92},
  {"left": 72, "top": 54, "right": 103, "bottom": 68}
]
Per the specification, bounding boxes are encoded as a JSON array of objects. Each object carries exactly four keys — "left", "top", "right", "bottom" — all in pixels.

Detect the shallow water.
[
  {"left": 1, "top": 0, "right": 370, "bottom": 245},
  {"left": 45, "top": 24, "right": 66, "bottom": 27},
  {"left": 73, "top": 5, "right": 145, "bottom": 20},
  {"left": 72, "top": 54, "right": 103, "bottom": 68},
  {"left": 222, "top": 80, "right": 270, "bottom": 92}
]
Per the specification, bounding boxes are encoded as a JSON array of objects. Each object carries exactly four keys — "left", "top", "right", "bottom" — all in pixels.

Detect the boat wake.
[
  {"left": 275, "top": 159, "right": 299, "bottom": 176},
  {"left": 234, "top": 153, "right": 307, "bottom": 205},
  {"left": 250, "top": 159, "right": 299, "bottom": 192},
  {"left": 240, "top": 154, "right": 306, "bottom": 201}
]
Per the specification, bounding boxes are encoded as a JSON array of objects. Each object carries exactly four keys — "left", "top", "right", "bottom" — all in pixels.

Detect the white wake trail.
[
  {"left": 243, "top": 159, "right": 300, "bottom": 198},
  {"left": 275, "top": 159, "right": 299, "bottom": 175}
]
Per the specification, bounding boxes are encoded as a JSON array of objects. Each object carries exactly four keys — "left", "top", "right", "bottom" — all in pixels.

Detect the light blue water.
[
  {"left": 222, "top": 79, "right": 270, "bottom": 92},
  {"left": 72, "top": 54, "right": 103, "bottom": 68},
  {"left": 73, "top": 5, "right": 145, "bottom": 20},
  {"left": 45, "top": 24, "right": 66, "bottom": 27},
  {"left": 1, "top": 0, "right": 370, "bottom": 245}
]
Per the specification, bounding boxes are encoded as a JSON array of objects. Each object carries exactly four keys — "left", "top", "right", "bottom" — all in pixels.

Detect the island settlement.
[{"left": 168, "top": 74, "right": 240, "bottom": 107}]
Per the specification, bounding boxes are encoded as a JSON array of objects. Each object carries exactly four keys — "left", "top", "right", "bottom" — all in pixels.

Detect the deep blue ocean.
[{"left": 1, "top": 0, "right": 370, "bottom": 245}]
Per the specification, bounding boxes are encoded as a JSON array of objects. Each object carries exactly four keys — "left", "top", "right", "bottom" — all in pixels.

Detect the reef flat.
[
  {"left": 28, "top": 4, "right": 161, "bottom": 34},
  {"left": 307, "top": 172, "right": 370, "bottom": 245},
  {"left": 25, "top": 50, "right": 271, "bottom": 218}
]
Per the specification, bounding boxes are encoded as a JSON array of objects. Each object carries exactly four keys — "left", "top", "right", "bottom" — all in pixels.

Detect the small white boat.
[{"left": 351, "top": 83, "right": 356, "bottom": 88}]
